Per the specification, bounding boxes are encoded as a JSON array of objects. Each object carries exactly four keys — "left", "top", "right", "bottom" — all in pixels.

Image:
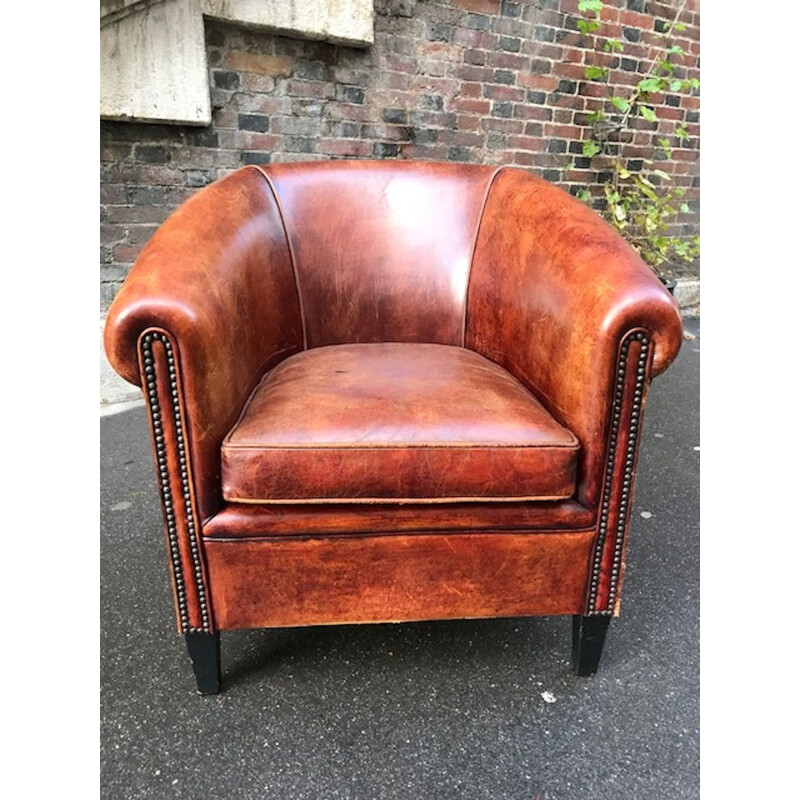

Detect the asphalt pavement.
[{"left": 100, "top": 318, "right": 700, "bottom": 799}]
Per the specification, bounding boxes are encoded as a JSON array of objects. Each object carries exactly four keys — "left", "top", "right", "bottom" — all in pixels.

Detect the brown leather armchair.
[{"left": 105, "top": 161, "right": 682, "bottom": 694}]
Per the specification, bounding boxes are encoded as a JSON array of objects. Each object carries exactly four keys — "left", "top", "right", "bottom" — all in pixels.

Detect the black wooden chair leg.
[
  {"left": 185, "top": 631, "right": 221, "bottom": 695},
  {"left": 572, "top": 615, "right": 611, "bottom": 676}
]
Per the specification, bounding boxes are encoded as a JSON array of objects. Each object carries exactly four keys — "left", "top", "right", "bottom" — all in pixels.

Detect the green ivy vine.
[{"left": 571, "top": 0, "right": 700, "bottom": 272}]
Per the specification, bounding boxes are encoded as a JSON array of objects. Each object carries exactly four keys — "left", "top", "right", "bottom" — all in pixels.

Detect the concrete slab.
[{"left": 101, "top": 0, "right": 374, "bottom": 125}]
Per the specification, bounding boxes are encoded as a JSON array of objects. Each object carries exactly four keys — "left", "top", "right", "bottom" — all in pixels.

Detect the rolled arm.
[
  {"left": 467, "top": 167, "right": 683, "bottom": 509},
  {"left": 104, "top": 167, "right": 303, "bottom": 520}
]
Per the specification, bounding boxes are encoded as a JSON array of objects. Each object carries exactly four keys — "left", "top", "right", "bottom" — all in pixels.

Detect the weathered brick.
[
  {"left": 213, "top": 71, "right": 240, "bottom": 90},
  {"left": 491, "top": 101, "right": 514, "bottom": 118},
  {"left": 447, "top": 146, "right": 474, "bottom": 162},
  {"left": 100, "top": 224, "right": 125, "bottom": 244},
  {"left": 100, "top": 184, "right": 127, "bottom": 204},
  {"left": 284, "top": 136, "right": 317, "bottom": 153},
  {"left": 412, "top": 128, "right": 440, "bottom": 144},
  {"left": 501, "top": 2, "right": 520, "bottom": 18},
  {"left": 236, "top": 133, "right": 282, "bottom": 151},
  {"left": 382, "top": 108, "right": 409, "bottom": 124},
  {"left": 463, "top": 14, "right": 492, "bottom": 32},
  {"left": 241, "top": 74, "right": 276, "bottom": 94},
  {"left": 498, "top": 36, "right": 521, "bottom": 52},
  {"left": 419, "top": 94, "right": 444, "bottom": 111},
  {"left": 284, "top": 79, "right": 335, "bottom": 99},
  {"left": 454, "top": 0, "right": 501, "bottom": 13},
  {"left": 428, "top": 23, "right": 453, "bottom": 42},
  {"left": 493, "top": 69, "right": 515, "bottom": 85},
  {"left": 373, "top": 142, "right": 399, "bottom": 157},
  {"left": 514, "top": 105, "right": 553, "bottom": 121},
  {"left": 464, "top": 48, "right": 487, "bottom": 66},
  {"left": 238, "top": 114, "right": 270, "bottom": 132},
  {"left": 240, "top": 152, "right": 271, "bottom": 166},
  {"left": 319, "top": 139, "right": 373, "bottom": 156},
  {"left": 126, "top": 224, "right": 159, "bottom": 245},
  {"left": 127, "top": 186, "right": 167, "bottom": 205},
  {"left": 224, "top": 52, "right": 291, "bottom": 76},
  {"left": 454, "top": 97, "right": 491, "bottom": 114},
  {"left": 294, "top": 61, "right": 328, "bottom": 81},
  {"left": 483, "top": 84, "right": 524, "bottom": 102},
  {"left": 112, "top": 242, "right": 144, "bottom": 262},
  {"left": 134, "top": 145, "right": 170, "bottom": 164},
  {"left": 337, "top": 85, "right": 365, "bottom": 104},
  {"left": 105, "top": 205, "right": 170, "bottom": 224}
]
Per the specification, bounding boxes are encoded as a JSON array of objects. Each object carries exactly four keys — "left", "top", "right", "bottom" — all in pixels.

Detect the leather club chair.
[{"left": 104, "top": 161, "right": 683, "bottom": 694}]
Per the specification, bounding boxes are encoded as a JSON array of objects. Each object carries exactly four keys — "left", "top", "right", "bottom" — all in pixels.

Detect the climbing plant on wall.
[{"left": 571, "top": 0, "right": 700, "bottom": 272}]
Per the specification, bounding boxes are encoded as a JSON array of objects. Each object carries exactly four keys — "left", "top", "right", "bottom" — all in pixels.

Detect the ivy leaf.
[
  {"left": 582, "top": 140, "right": 601, "bottom": 158},
  {"left": 577, "top": 0, "right": 604, "bottom": 13},
  {"left": 688, "top": 78, "right": 701, "bottom": 89},
  {"left": 676, "top": 123, "right": 689, "bottom": 141},
  {"left": 587, "top": 110, "right": 606, "bottom": 123},
  {"left": 604, "top": 38, "right": 623, "bottom": 53},
  {"left": 668, "top": 45, "right": 685, "bottom": 56},
  {"left": 577, "top": 189, "right": 591, "bottom": 202},
  {"left": 638, "top": 77, "right": 663, "bottom": 93},
  {"left": 669, "top": 79, "right": 683, "bottom": 92},
  {"left": 659, "top": 59, "right": 675, "bottom": 73},
  {"left": 680, "top": 203, "right": 690, "bottom": 213},
  {"left": 634, "top": 178, "right": 658, "bottom": 202},
  {"left": 584, "top": 65, "right": 608, "bottom": 80},
  {"left": 674, "top": 22, "right": 686, "bottom": 31},
  {"left": 616, "top": 165, "right": 630, "bottom": 179},
  {"left": 609, "top": 96, "right": 630, "bottom": 112},
  {"left": 652, "top": 169, "right": 671, "bottom": 181},
  {"left": 639, "top": 105, "right": 658, "bottom": 122},
  {"left": 613, "top": 204, "right": 627, "bottom": 222},
  {"left": 577, "top": 19, "right": 600, "bottom": 34}
]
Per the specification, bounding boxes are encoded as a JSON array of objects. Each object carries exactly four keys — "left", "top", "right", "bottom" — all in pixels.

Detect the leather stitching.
[
  {"left": 249, "top": 165, "right": 308, "bottom": 350},
  {"left": 222, "top": 494, "right": 576, "bottom": 505},
  {"left": 462, "top": 166, "right": 506, "bottom": 347}
]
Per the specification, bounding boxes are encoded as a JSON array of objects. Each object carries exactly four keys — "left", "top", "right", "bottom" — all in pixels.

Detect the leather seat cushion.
[{"left": 221, "top": 343, "right": 579, "bottom": 503}]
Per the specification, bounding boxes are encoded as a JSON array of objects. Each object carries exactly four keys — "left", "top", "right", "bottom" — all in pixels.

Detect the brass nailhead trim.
[
  {"left": 141, "top": 332, "right": 210, "bottom": 634},
  {"left": 587, "top": 331, "right": 649, "bottom": 615}
]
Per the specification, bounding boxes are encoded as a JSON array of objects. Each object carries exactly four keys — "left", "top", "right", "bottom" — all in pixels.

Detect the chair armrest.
[
  {"left": 104, "top": 167, "right": 303, "bottom": 520},
  {"left": 467, "top": 167, "right": 683, "bottom": 509}
]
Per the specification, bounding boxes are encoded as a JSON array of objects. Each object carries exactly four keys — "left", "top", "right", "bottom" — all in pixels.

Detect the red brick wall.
[{"left": 100, "top": 0, "right": 700, "bottom": 310}]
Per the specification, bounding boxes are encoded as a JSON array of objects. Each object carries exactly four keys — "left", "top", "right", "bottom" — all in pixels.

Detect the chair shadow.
[{"left": 221, "top": 615, "right": 559, "bottom": 690}]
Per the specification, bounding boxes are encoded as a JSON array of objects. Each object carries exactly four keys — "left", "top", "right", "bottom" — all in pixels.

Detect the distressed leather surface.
[
  {"left": 467, "top": 168, "right": 683, "bottom": 507},
  {"left": 262, "top": 160, "right": 499, "bottom": 347},
  {"left": 204, "top": 530, "right": 595, "bottom": 629},
  {"left": 221, "top": 343, "right": 579, "bottom": 502}
]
